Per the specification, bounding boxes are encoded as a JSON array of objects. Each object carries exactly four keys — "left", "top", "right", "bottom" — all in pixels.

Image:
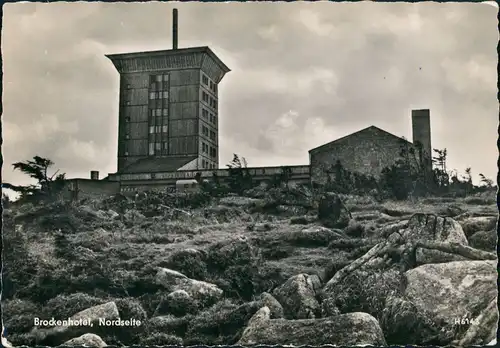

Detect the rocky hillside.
[{"left": 2, "top": 188, "right": 498, "bottom": 347}]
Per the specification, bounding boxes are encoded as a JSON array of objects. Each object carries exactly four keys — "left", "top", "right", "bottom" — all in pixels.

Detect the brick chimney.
[
  {"left": 411, "top": 109, "right": 432, "bottom": 172},
  {"left": 173, "top": 8, "right": 178, "bottom": 50}
]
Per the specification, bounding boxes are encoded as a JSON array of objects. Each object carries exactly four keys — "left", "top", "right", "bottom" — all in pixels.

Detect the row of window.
[
  {"left": 201, "top": 91, "right": 217, "bottom": 110},
  {"left": 125, "top": 74, "right": 169, "bottom": 90},
  {"left": 152, "top": 74, "right": 169, "bottom": 83},
  {"left": 149, "top": 91, "right": 169, "bottom": 100},
  {"left": 201, "top": 142, "right": 217, "bottom": 158},
  {"left": 201, "top": 124, "right": 216, "bottom": 141},
  {"left": 151, "top": 108, "right": 168, "bottom": 117},
  {"left": 201, "top": 74, "right": 218, "bottom": 94},
  {"left": 201, "top": 159, "right": 216, "bottom": 169},
  {"left": 150, "top": 75, "right": 169, "bottom": 91},
  {"left": 149, "top": 125, "right": 168, "bottom": 134},
  {"left": 201, "top": 108, "right": 217, "bottom": 125},
  {"left": 149, "top": 142, "right": 168, "bottom": 155}
]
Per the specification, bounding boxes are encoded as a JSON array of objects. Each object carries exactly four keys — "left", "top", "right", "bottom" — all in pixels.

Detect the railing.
[{"left": 113, "top": 165, "right": 310, "bottom": 182}]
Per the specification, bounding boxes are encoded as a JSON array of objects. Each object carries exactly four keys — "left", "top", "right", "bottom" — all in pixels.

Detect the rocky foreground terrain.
[{"left": 2, "top": 187, "right": 498, "bottom": 347}]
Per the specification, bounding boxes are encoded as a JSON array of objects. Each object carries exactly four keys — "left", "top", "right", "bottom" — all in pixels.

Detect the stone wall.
[
  {"left": 310, "top": 126, "right": 417, "bottom": 186},
  {"left": 59, "top": 179, "right": 120, "bottom": 201}
]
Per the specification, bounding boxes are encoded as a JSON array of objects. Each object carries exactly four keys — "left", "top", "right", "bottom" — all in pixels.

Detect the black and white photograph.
[{"left": 1, "top": 1, "right": 498, "bottom": 347}]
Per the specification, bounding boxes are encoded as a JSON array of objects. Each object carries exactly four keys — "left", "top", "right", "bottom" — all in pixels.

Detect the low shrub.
[
  {"left": 461, "top": 217, "right": 497, "bottom": 238},
  {"left": 327, "top": 238, "right": 381, "bottom": 251},
  {"left": 140, "top": 333, "right": 183, "bottom": 346},
  {"left": 464, "top": 196, "right": 496, "bottom": 206},
  {"left": 137, "top": 292, "right": 164, "bottom": 318},
  {"left": 286, "top": 227, "right": 344, "bottom": 247},
  {"left": 3, "top": 299, "right": 40, "bottom": 334},
  {"left": 290, "top": 216, "right": 310, "bottom": 225},
  {"left": 41, "top": 292, "right": 107, "bottom": 320},
  {"left": 147, "top": 314, "right": 193, "bottom": 338},
  {"left": 113, "top": 298, "right": 148, "bottom": 343},
  {"left": 184, "top": 299, "right": 255, "bottom": 345},
  {"left": 154, "top": 291, "right": 199, "bottom": 317},
  {"left": 165, "top": 249, "right": 208, "bottom": 280}
]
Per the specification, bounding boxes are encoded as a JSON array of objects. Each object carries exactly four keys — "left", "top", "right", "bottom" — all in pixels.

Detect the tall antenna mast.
[{"left": 172, "top": 8, "right": 178, "bottom": 50}]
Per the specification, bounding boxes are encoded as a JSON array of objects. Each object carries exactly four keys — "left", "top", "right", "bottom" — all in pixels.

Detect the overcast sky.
[{"left": 2, "top": 1, "right": 498, "bottom": 191}]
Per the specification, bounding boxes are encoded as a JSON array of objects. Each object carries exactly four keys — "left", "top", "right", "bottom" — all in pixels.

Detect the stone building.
[
  {"left": 106, "top": 9, "right": 230, "bottom": 174},
  {"left": 308, "top": 109, "right": 432, "bottom": 186}
]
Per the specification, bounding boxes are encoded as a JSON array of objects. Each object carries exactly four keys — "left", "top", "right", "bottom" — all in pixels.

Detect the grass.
[{"left": 2, "top": 188, "right": 498, "bottom": 346}]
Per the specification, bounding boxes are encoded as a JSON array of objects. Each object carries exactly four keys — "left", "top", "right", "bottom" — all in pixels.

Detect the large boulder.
[
  {"left": 237, "top": 306, "right": 386, "bottom": 346},
  {"left": 62, "top": 333, "right": 107, "bottom": 347},
  {"left": 403, "top": 260, "right": 497, "bottom": 345},
  {"left": 147, "top": 315, "right": 192, "bottom": 337},
  {"left": 219, "top": 196, "right": 264, "bottom": 208},
  {"left": 460, "top": 216, "right": 497, "bottom": 238},
  {"left": 155, "top": 268, "right": 223, "bottom": 307},
  {"left": 256, "top": 292, "right": 284, "bottom": 319},
  {"left": 287, "top": 226, "right": 344, "bottom": 246},
  {"left": 154, "top": 290, "right": 198, "bottom": 317},
  {"left": 318, "top": 193, "right": 352, "bottom": 228},
  {"left": 468, "top": 230, "right": 497, "bottom": 251},
  {"left": 272, "top": 274, "right": 321, "bottom": 319},
  {"left": 402, "top": 214, "right": 469, "bottom": 264}
]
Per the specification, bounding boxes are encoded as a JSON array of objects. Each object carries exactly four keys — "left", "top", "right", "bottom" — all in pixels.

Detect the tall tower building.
[{"left": 106, "top": 9, "right": 230, "bottom": 174}]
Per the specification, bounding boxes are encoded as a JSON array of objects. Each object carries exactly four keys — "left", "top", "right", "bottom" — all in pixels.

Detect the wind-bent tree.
[{"left": 3, "top": 156, "right": 66, "bottom": 201}]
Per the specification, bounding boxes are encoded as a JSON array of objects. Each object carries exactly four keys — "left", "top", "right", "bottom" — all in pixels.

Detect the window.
[
  {"left": 124, "top": 151, "right": 129, "bottom": 156},
  {"left": 155, "top": 142, "right": 161, "bottom": 150},
  {"left": 149, "top": 92, "right": 156, "bottom": 100},
  {"left": 162, "top": 108, "right": 168, "bottom": 116},
  {"left": 202, "top": 142, "right": 208, "bottom": 154},
  {"left": 210, "top": 147, "right": 217, "bottom": 158},
  {"left": 149, "top": 143, "right": 154, "bottom": 155},
  {"left": 209, "top": 81, "right": 213, "bottom": 90},
  {"left": 201, "top": 126, "right": 208, "bottom": 136},
  {"left": 162, "top": 91, "right": 169, "bottom": 99},
  {"left": 162, "top": 125, "right": 168, "bottom": 133},
  {"left": 210, "top": 114, "right": 217, "bottom": 124},
  {"left": 210, "top": 130, "right": 216, "bottom": 141},
  {"left": 202, "top": 91, "right": 209, "bottom": 102},
  {"left": 164, "top": 142, "right": 168, "bottom": 149},
  {"left": 163, "top": 74, "right": 169, "bottom": 82},
  {"left": 149, "top": 126, "right": 155, "bottom": 134},
  {"left": 156, "top": 75, "right": 162, "bottom": 82},
  {"left": 209, "top": 97, "right": 217, "bottom": 110},
  {"left": 202, "top": 74, "right": 209, "bottom": 85},
  {"left": 202, "top": 108, "right": 208, "bottom": 119}
]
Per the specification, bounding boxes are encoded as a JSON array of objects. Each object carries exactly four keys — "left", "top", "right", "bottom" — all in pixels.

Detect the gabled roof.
[
  {"left": 120, "top": 155, "right": 198, "bottom": 174},
  {"left": 308, "top": 125, "right": 412, "bottom": 154}
]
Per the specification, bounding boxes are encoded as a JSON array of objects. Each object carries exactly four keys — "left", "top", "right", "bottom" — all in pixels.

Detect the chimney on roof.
[
  {"left": 173, "top": 8, "right": 178, "bottom": 50},
  {"left": 90, "top": 171, "right": 99, "bottom": 180}
]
